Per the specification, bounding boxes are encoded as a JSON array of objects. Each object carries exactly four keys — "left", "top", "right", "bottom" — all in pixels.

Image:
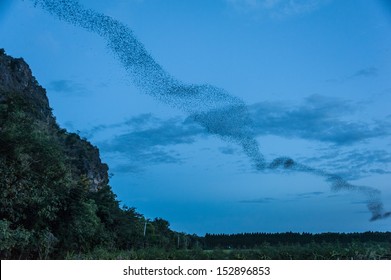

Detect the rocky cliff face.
[
  {"left": 0, "top": 48, "right": 52, "bottom": 123},
  {"left": 0, "top": 48, "right": 108, "bottom": 192}
]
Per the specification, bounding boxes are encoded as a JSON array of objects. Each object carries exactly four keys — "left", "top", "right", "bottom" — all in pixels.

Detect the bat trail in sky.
[{"left": 31, "top": 0, "right": 390, "bottom": 221}]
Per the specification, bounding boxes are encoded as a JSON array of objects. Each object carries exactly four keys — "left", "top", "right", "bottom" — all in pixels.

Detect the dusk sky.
[{"left": 1, "top": 0, "right": 390, "bottom": 234}]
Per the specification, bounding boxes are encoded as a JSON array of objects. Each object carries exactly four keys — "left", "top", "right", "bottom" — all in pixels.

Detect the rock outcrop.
[{"left": 0, "top": 48, "right": 108, "bottom": 192}]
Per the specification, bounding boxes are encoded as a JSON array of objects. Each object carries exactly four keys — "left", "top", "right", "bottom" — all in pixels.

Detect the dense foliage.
[
  {"left": 0, "top": 90, "right": 188, "bottom": 259},
  {"left": 66, "top": 242, "right": 391, "bottom": 260}
]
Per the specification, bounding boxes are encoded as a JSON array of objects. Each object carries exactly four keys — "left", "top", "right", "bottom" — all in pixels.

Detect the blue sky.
[{"left": 1, "top": 0, "right": 390, "bottom": 234}]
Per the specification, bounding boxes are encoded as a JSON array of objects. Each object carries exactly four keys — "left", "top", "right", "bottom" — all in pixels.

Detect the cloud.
[
  {"left": 47, "top": 79, "right": 85, "bottom": 93},
  {"left": 304, "top": 149, "right": 391, "bottom": 179},
  {"left": 249, "top": 94, "right": 391, "bottom": 145},
  {"left": 239, "top": 197, "right": 276, "bottom": 203},
  {"left": 83, "top": 113, "right": 159, "bottom": 138},
  {"left": 226, "top": 0, "right": 330, "bottom": 18},
  {"left": 92, "top": 115, "right": 205, "bottom": 173},
  {"left": 219, "top": 146, "right": 237, "bottom": 155},
  {"left": 296, "top": 191, "right": 324, "bottom": 198},
  {"left": 104, "top": 118, "right": 204, "bottom": 150},
  {"left": 327, "top": 67, "right": 379, "bottom": 83},
  {"left": 351, "top": 67, "right": 378, "bottom": 78},
  {"left": 241, "top": 192, "right": 324, "bottom": 204}
]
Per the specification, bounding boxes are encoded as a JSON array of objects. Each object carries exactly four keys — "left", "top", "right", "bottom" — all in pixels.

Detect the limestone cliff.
[{"left": 0, "top": 48, "right": 107, "bottom": 192}]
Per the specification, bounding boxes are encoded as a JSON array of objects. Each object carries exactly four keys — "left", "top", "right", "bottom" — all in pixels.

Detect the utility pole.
[{"left": 143, "top": 220, "right": 148, "bottom": 248}]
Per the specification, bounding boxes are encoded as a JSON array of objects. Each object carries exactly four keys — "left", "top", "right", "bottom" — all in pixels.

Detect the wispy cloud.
[
  {"left": 351, "top": 67, "right": 378, "bottom": 78},
  {"left": 226, "top": 0, "right": 330, "bottom": 19},
  {"left": 304, "top": 148, "right": 391, "bottom": 179},
  {"left": 296, "top": 191, "right": 324, "bottom": 198},
  {"left": 239, "top": 197, "right": 277, "bottom": 203},
  {"left": 240, "top": 192, "right": 325, "bottom": 204},
  {"left": 219, "top": 146, "right": 237, "bottom": 155},
  {"left": 249, "top": 94, "right": 391, "bottom": 145},
  {"left": 283, "top": 191, "right": 325, "bottom": 202},
  {"left": 327, "top": 67, "right": 379, "bottom": 83},
  {"left": 91, "top": 115, "right": 206, "bottom": 173},
  {"left": 47, "top": 79, "right": 85, "bottom": 94}
]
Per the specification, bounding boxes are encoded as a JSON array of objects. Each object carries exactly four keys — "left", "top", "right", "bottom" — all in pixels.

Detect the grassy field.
[{"left": 66, "top": 241, "right": 391, "bottom": 260}]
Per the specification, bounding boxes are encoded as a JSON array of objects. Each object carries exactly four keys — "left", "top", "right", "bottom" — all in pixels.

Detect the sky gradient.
[{"left": 1, "top": 0, "right": 390, "bottom": 234}]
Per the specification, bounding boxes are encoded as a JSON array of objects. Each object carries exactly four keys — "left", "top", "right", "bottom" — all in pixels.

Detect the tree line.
[{"left": 204, "top": 231, "right": 391, "bottom": 249}]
